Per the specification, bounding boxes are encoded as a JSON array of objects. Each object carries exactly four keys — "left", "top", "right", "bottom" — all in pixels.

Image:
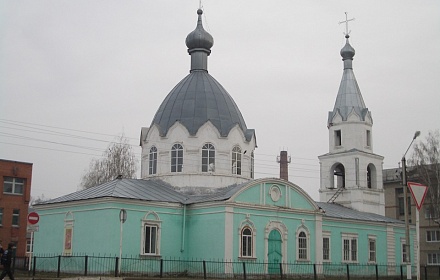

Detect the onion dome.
[
  {"left": 185, "top": 9, "right": 214, "bottom": 72},
  {"left": 186, "top": 9, "right": 214, "bottom": 51},
  {"left": 150, "top": 9, "right": 254, "bottom": 142},
  {"left": 340, "top": 35, "right": 355, "bottom": 62}
]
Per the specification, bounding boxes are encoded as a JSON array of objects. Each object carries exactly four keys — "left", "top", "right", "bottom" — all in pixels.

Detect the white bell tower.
[{"left": 319, "top": 16, "right": 384, "bottom": 215}]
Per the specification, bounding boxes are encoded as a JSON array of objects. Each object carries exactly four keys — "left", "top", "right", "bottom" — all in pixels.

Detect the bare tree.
[
  {"left": 409, "top": 130, "right": 440, "bottom": 223},
  {"left": 31, "top": 194, "right": 50, "bottom": 205},
  {"left": 80, "top": 135, "right": 137, "bottom": 189}
]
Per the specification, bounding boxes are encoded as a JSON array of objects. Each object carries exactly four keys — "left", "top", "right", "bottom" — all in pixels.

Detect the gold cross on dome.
[{"left": 339, "top": 12, "right": 355, "bottom": 36}]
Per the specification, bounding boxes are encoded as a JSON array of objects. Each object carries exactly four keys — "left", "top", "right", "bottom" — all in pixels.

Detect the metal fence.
[{"left": 10, "top": 255, "right": 440, "bottom": 280}]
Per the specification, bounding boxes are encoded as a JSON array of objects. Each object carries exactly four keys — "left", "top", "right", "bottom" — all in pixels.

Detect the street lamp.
[
  {"left": 119, "top": 209, "right": 127, "bottom": 276},
  {"left": 402, "top": 131, "right": 420, "bottom": 280}
]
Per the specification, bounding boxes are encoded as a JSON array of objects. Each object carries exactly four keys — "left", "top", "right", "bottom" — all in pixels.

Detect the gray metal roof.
[
  {"left": 328, "top": 37, "right": 371, "bottom": 125},
  {"left": 38, "top": 179, "right": 403, "bottom": 225},
  {"left": 151, "top": 70, "right": 254, "bottom": 141},
  {"left": 39, "top": 179, "right": 189, "bottom": 205},
  {"left": 317, "top": 202, "right": 404, "bottom": 224}
]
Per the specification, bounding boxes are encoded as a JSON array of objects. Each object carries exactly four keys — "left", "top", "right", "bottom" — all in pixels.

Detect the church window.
[
  {"left": 342, "top": 234, "right": 358, "bottom": 262},
  {"left": 367, "top": 163, "right": 377, "bottom": 189},
  {"left": 144, "top": 225, "right": 158, "bottom": 254},
  {"left": 368, "top": 236, "right": 376, "bottom": 263},
  {"left": 171, "top": 144, "right": 183, "bottom": 172},
  {"left": 250, "top": 152, "right": 254, "bottom": 179},
  {"left": 298, "top": 231, "right": 308, "bottom": 260},
  {"left": 401, "top": 239, "right": 408, "bottom": 263},
  {"left": 323, "top": 237, "right": 330, "bottom": 261},
  {"left": 241, "top": 228, "right": 253, "bottom": 257},
  {"left": 367, "top": 165, "right": 372, "bottom": 188},
  {"left": 3, "top": 177, "right": 25, "bottom": 195},
  {"left": 202, "top": 143, "right": 215, "bottom": 172},
  {"left": 335, "top": 130, "right": 342, "bottom": 146},
  {"left": 232, "top": 146, "right": 242, "bottom": 175},
  {"left": 149, "top": 146, "right": 157, "bottom": 175},
  {"left": 366, "top": 130, "right": 371, "bottom": 147},
  {"left": 332, "top": 163, "right": 345, "bottom": 189},
  {"left": 142, "top": 212, "right": 161, "bottom": 256}
]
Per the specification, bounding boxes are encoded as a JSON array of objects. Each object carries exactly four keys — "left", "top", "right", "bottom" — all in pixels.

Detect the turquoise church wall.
[
  {"left": 322, "top": 219, "right": 409, "bottom": 265},
  {"left": 184, "top": 205, "right": 226, "bottom": 260},
  {"left": 229, "top": 180, "right": 319, "bottom": 263},
  {"left": 32, "top": 178, "right": 413, "bottom": 269},
  {"left": 34, "top": 200, "right": 184, "bottom": 258}
]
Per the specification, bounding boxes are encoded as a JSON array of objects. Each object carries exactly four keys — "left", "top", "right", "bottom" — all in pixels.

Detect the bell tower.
[{"left": 319, "top": 14, "right": 384, "bottom": 215}]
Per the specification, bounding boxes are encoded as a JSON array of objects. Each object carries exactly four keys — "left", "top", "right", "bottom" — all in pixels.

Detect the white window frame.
[
  {"left": 3, "top": 177, "right": 25, "bottom": 195},
  {"left": 342, "top": 233, "right": 358, "bottom": 263},
  {"left": 0, "top": 208, "right": 3, "bottom": 226},
  {"left": 239, "top": 220, "right": 256, "bottom": 259},
  {"left": 401, "top": 238, "right": 408, "bottom": 264},
  {"left": 427, "top": 230, "right": 440, "bottom": 242},
  {"left": 141, "top": 212, "right": 161, "bottom": 256},
  {"left": 232, "top": 146, "right": 242, "bottom": 175},
  {"left": 323, "top": 232, "right": 331, "bottom": 262},
  {"left": 296, "top": 226, "right": 310, "bottom": 262},
  {"left": 202, "top": 143, "right": 215, "bottom": 172},
  {"left": 428, "top": 253, "right": 440, "bottom": 265},
  {"left": 241, "top": 227, "right": 253, "bottom": 258},
  {"left": 149, "top": 146, "right": 158, "bottom": 175},
  {"left": 171, "top": 144, "right": 183, "bottom": 173},
  {"left": 368, "top": 236, "right": 377, "bottom": 263}
]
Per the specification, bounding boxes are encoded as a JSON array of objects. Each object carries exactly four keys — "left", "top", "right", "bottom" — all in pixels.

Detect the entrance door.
[{"left": 268, "top": 229, "right": 282, "bottom": 274}]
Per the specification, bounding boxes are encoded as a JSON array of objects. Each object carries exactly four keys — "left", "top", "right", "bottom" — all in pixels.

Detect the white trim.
[
  {"left": 367, "top": 235, "right": 377, "bottom": 263},
  {"left": 140, "top": 211, "right": 161, "bottom": 256},
  {"left": 341, "top": 233, "right": 358, "bottom": 263},
  {"left": 238, "top": 218, "right": 256, "bottom": 259}
]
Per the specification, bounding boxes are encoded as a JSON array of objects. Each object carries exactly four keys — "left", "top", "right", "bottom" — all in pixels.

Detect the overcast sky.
[{"left": 1, "top": 0, "right": 439, "bottom": 201}]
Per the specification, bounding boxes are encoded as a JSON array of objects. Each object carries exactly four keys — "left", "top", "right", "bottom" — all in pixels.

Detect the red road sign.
[
  {"left": 407, "top": 182, "right": 429, "bottom": 211},
  {"left": 28, "top": 212, "right": 40, "bottom": 225}
]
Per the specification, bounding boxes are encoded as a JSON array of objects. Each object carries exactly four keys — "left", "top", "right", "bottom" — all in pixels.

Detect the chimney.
[{"left": 277, "top": 151, "right": 291, "bottom": 181}]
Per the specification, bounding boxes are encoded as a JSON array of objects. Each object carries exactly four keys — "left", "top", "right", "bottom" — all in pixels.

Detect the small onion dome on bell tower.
[
  {"left": 185, "top": 9, "right": 214, "bottom": 72},
  {"left": 340, "top": 35, "right": 355, "bottom": 69}
]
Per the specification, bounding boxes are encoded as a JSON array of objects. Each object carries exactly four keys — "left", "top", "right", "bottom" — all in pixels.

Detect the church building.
[{"left": 33, "top": 8, "right": 415, "bottom": 274}]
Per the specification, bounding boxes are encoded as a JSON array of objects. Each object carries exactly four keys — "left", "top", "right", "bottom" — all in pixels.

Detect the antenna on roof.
[{"left": 339, "top": 12, "right": 355, "bottom": 37}]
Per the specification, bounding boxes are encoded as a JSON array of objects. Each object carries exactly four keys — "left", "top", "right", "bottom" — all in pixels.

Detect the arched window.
[
  {"left": 202, "top": 143, "right": 215, "bottom": 172},
  {"left": 367, "top": 163, "right": 377, "bottom": 189},
  {"left": 241, "top": 228, "right": 253, "bottom": 257},
  {"left": 171, "top": 144, "right": 183, "bottom": 172},
  {"left": 232, "top": 146, "right": 242, "bottom": 175},
  {"left": 298, "top": 231, "right": 308, "bottom": 260},
  {"left": 149, "top": 146, "right": 157, "bottom": 175},
  {"left": 332, "top": 163, "right": 345, "bottom": 189},
  {"left": 250, "top": 152, "right": 254, "bottom": 179},
  {"left": 142, "top": 211, "right": 161, "bottom": 256}
]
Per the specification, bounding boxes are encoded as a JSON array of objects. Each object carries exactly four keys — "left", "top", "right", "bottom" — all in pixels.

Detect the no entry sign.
[{"left": 28, "top": 212, "right": 40, "bottom": 225}]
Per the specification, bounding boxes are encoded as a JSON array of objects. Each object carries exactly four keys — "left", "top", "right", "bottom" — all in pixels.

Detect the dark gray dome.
[
  {"left": 340, "top": 35, "right": 355, "bottom": 60},
  {"left": 151, "top": 71, "right": 254, "bottom": 141},
  {"left": 185, "top": 9, "right": 214, "bottom": 51}
]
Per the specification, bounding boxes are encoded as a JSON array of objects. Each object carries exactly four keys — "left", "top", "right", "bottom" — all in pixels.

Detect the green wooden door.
[{"left": 268, "top": 229, "right": 282, "bottom": 274}]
